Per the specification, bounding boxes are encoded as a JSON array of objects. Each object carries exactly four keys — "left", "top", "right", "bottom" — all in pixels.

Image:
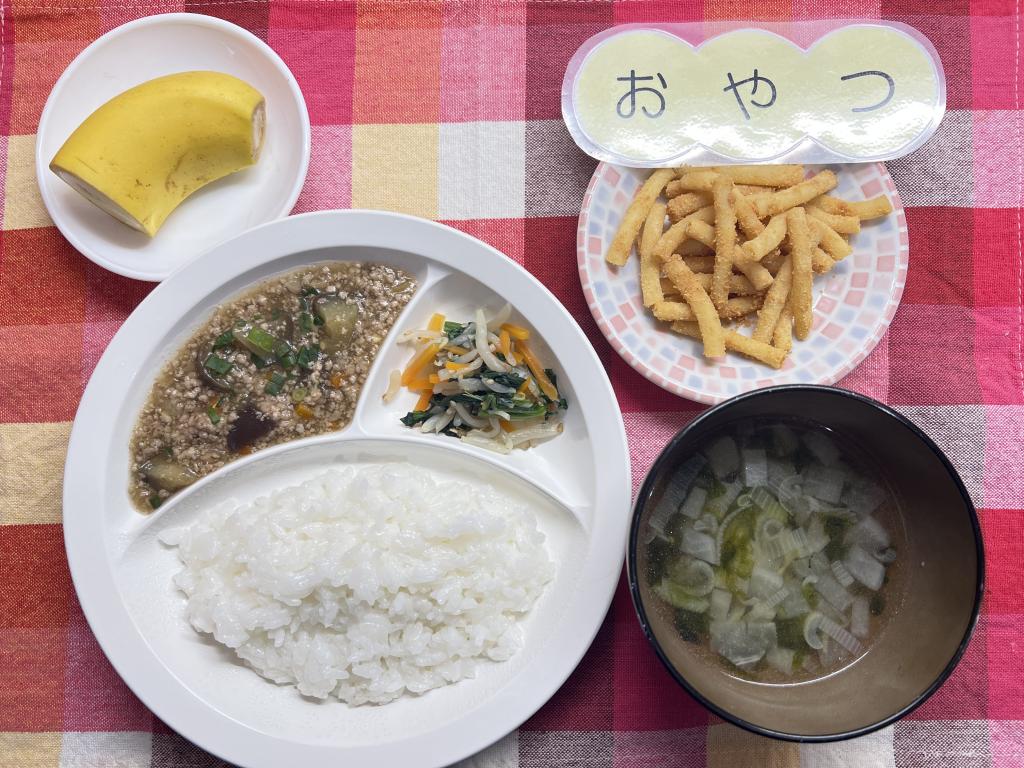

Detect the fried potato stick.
[
  {"left": 639, "top": 201, "right": 668, "bottom": 308},
  {"left": 706, "top": 164, "right": 805, "bottom": 187},
  {"left": 773, "top": 306, "right": 794, "bottom": 354},
  {"left": 663, "top": 256, "right": 725, "bottom": 357},
  {"left": 805, "top": 222, "right": 835, "bottom": 272},
  {"left": 711, "top": 176, "right": 737, "bottom": 308},
  {"left": 813, "top": 194, "right": 893, "bottom": 220},
  {"left": 754, "top": 255, "right": 792, "bottom": 343},
  {"left": 787, "top": 207, "right": 814, "bottom": 340},
  {"left": 741, "top": 198, "right": 790, "bottom": 271},
  {"left": 717, "top": 294, "right": 764, "bottom": 320},
  {"left": 807, "top": 205, "right": 860, "bottom": 235},
  {"left": 676, "top": 170, "right": 720, "bottom": 191},
  {"left": 676, "top": 240, "right": 713, "bottom": 257},
  {"left": 810, "top": 218, "right": 854, "bottom": 261},
  {"left": 652, "top": 301, "right": 696, "bottom": 321},
  {"left": 812, "top": 248, "right": 836, "bottom": 273},
  {"left": 741, "top": 214, "right": 787, "bottom": 262},
  {"left": 671, "top": 322, "right": 786, "bottom": 369},
  {"left": 735, "top": 184, "right": 771, "bottom": 195},
  {"left": 653, "top": 295, "right": 761, "bottom": 321},
  {"left": 653, "top": 220, "right": 694, "bottom": 265},
  {"left": 687, "top": 205, "right": 716, "bottom": 225},
  {"left": 606, "top": 168, "right": 674, "bottom": 266},
  {"left": 732, "top": 189, "right": 782, "bottom": 280},
  {"left": 653, "top": 207, "right": 714, "bottom": 263},
  {"left": 733, "top": 258, "right": 775, "bottom": 291},
  {"left": 772, "top": 225, "right": 832, "bottom": 274},
  {"left": 733, "top": 189, "right": 766, "bottom": 239},
  {"left": 667, "top": 192, "right": 712, "bottom": 222},
  {"left": 683, "top": 255, "right": 716, "bottom": 273},
  {"left": 755, "top": 170, "right": 838, "bottom": 217},
  {"left": 694, "top": 273, "right": 760, "bottom": 296},
  {"left": 687, "top": 219, "right": 717, "bottom": 248}
]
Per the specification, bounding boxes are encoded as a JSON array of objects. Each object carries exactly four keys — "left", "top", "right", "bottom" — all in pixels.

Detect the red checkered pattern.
[{"left": 0, "top": 1, "right": 1021, "bottom": 766}]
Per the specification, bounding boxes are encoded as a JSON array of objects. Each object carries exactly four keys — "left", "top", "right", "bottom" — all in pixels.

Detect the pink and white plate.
[{"left": 577, "top": 163, "right": 909, "bottom": 405}]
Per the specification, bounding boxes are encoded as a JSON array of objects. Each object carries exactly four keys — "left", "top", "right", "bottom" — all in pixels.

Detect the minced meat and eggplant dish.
[{"left": 129, "top": 262, "right": 416, "bottom": 511}]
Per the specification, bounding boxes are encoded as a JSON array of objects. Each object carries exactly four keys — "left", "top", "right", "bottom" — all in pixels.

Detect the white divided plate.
[
  {"left": 578, "top": 163, "right": 909, "bottom": 404},
  {"left": 36, "top": 13, "right": 311, "bottom": 282},
  {"left": 63, "top": 211, "right": 630, "bottom": 768}
]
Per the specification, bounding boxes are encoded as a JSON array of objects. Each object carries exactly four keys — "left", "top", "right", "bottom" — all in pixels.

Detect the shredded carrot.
[
  {"left": 427, "top": 313, "right": 445, "bottom": 331},
  {"left": 499, "top": 419, "right": 516, "bottom": 432},
  {"left": 295, "top": 404, "right": 314, "bottom": 420},
  {"left": 501, "top": 323, "right": 530, "bottom": 340},
  {"left": 414, "top": 391, "right": 432, "bottom": 411},
  {"left": 518, "top": 342, "right": 558, "bottom": 400},
  {"left": 329, "top": 372, "right": 343, "bottom": 388},
  {"left": 446, "top": 345, "right": 469, "bottom": 355},
  {"left": 499, "top": 330, "right": 516, "bottom": 365},
  {"left": 516, "top": 377, "right": 532, "bottom": 397},
  {"left": 428, "top": 374, "right": 441, "bottom": 384},
  {"left": 401, "top": 342, "right": 440, "bottom": 385},
  {"left": 445, "top": 361, "right": 468, "bottom": 372},
  {"left": 406, "top": 378, "right": 432, "bottom": 391}
]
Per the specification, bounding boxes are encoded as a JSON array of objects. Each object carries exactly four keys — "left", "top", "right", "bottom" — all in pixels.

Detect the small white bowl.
[{"left": 36, "top": 13, "right": 311, "bottom": 282}]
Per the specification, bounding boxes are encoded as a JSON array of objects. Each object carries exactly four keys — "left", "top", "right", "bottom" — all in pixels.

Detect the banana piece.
[{"left": 50, "top": 71, "right": 266, "bottom": 237}]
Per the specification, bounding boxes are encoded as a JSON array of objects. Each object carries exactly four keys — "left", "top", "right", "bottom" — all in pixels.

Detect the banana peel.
[{"left": 50, "top": 71, "right": 266, "bottom": 237}]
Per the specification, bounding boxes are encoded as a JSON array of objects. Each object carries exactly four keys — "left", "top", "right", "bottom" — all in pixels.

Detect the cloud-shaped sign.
[{"left": 562, "top": 23, "right": 945, "bottom": 167}]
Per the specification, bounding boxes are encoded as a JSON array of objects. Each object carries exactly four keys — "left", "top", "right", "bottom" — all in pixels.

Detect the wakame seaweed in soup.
[{"left": 645, "top": 418, "right": 905, "bottom": 683}]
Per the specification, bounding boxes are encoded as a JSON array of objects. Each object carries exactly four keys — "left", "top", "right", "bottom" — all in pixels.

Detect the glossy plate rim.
[{"left": 62, "top": 210, "right": 630, "bottom": 768}]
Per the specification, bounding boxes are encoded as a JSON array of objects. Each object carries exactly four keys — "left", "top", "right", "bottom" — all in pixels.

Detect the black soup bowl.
[{"left": 628, "top": 385, "right": 983, "bottom": 741}]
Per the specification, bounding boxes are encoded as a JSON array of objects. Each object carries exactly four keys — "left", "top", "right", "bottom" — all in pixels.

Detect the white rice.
[{"left": 159, "top": 463, "right": 554, "bottom": 705}]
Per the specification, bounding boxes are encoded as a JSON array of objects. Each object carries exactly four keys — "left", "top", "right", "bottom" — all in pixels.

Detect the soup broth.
[{"left": 644, "top": 418, "right": 906, "bottom": 684}]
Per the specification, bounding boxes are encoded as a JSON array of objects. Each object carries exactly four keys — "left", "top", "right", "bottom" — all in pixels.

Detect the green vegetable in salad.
[{"left": 396, "top": 307, "right": 568, "bottom": 453}]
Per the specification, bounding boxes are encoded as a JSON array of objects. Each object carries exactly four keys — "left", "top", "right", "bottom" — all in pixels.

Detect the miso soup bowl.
[{"left": 628, "top": 385, "right": 984, "bottom": 742}]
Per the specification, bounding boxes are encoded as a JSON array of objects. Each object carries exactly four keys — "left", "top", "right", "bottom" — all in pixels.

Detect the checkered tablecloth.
[{"left": 0, "top": 1, "right": 1020, "bottom": 766}]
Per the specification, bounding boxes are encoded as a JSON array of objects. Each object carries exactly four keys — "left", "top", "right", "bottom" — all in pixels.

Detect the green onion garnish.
[
  {"left": 299, "top": 312, "right": 314, "bottom": 332},
  {"left": 291, "top": 387, "right": 308, "bottom": 403},
  {"left": 264, "top": 372, "right": 287, "bottom": 396},
  {"left": 246, "top": 327, "right": 278, "bottom": 356},
  {"left": 207, "top": 406, "right": 221, "bottom": 425},
  {"left": 204, "top": 354, "right": 233, "bottom": 376},
  {"left": 212, "top": 330, "right": 235, "bottom": 349},
  {"left": 273, "top": 341, "right": 296, "bottom": 370},
  {"left": 297, "top": 344, "right": 321, "bottom": 370}
]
